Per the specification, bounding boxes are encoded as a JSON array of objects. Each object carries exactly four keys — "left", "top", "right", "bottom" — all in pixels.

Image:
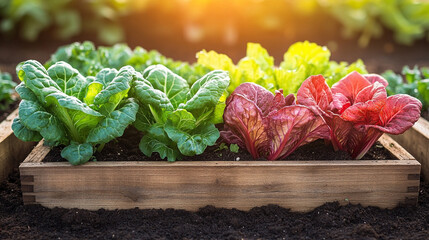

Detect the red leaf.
[
  {"left": 370, "top": 94, "right": 422, "bottom": 134},
  {"left": 363, "top": 74, "right": 388, "bottom": 87},
  {"left": 221, "top": 94, "right": 268, "bottom": 158},
  {"left": 297, "top": 75, "right": 332, "bottom": 115},
  {"left": 340, "top": 82, "right": 387, "bottom": 125},
  {"left": 267, "top": 106, "right": 329, "bottom": 160},
  {"left": 331, "top": 71, "right": 371, "bottom": 104}
]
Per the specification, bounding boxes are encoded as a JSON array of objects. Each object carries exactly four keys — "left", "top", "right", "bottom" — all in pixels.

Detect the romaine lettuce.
[
  {"left": 130, "top": 65, "right": 229, "bottom": 161},
  {"left": 12, "top": 60, "right": 139, "bottom": 165}
]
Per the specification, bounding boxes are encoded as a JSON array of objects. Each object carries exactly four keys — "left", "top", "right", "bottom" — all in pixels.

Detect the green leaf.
[
  {"left": 164, "top": 123, "right": 219, "bottom": 156},
  {"left": 167, "top": 109, "right": 196, "bottom": 131},
  {"left": 230, "top": 144, "right": 239, "bottom": 153},
  {"left": 61, "top": 142, "right": 94, "bottom": 165},
  {"left": 131, "top": 73, "right": 174, "bottom": 112},
  {"left": 86, "top": 98, "right": 138, "bottom": 144},
  {"left": 18, "top": 100, "right": 66, "bottom": 144},
  {"left": 47, "top": 61, "right": 89, "bottom": 100},
  {"left": 417, "top": 79, "right": 429, "bottom": 109},
  {"left": 133, "top": 105, "right": 154, "bottom": 132},
  {"left": 181, "top": 70, "right": 230, "bottom": 112},
  {"left": 45, "top": 92, "right": 103, "bottom": 142},
  {"left": 12, "top": 118, "right": 42, "bottom": 142},
  {"left": 142, "top": 65, "right": 189, "bottom": 109},
  {"left": 18, "top": 60, "right": 62, "bottom": 105},
  {"left": 15, "top": 83, "right": 37, "bottom": 102},
  {"left": 139, "top": 124, "right": 181, "bottom": 161}
]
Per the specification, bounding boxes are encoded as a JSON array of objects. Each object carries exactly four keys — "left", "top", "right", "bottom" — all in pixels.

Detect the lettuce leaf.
[
  {"left": 221, "top": 82, "right": 329, "bottom": 160},
  {"left": 130, "top": 65, "right": 229, "bottom": 161},
  {"left": 12, "top": 60, "right": 139, "bottom": 165},
  {"left": 197, "top": 41, "right": 367, "bottom": 95},
  {"left": 297, "top": 71, "right": 421, "bottom": 159}
]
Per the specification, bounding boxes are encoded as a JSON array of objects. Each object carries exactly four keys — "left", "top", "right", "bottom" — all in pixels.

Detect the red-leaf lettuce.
[
  {"left": 221, "top": 82, "right": 329, "bottom": 160},
  {"left": 297, "top": 71, "right": 422, "bottom": 159}
]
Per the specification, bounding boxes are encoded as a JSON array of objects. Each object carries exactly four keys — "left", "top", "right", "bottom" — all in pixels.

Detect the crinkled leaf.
[
  {"left": 47, "top": 61, "right": 89, "bottom": 100},
  {"left": 139, "top": 124, "right": 181, "bottom": 161},
  {"left": 331, "top": 71, "right": 371, "bottom": 103},
  {"left": 86, "top": 98, "right": 138, "bottom": 144},
  {"left": 267, "top": 106, "right": 329, "bottom": 160},
  {"left": 18, "top": 100, "right": 66, "bottom": 144},
  {"left": 12, "top": 118, "right": 42, "bottom": 142},
  {"left": 340, "top": 82, "right": 387, "bottom": 125},
  {"left": 61, "top": 142, "right": 94, "bottom": 165},
  {"left": 221, "top": 94, "right": 268, "bottom": 158},
  {"left": 143, "top": 65, "right": 189, "bottom": 109},
  {"left": 181, "top": 70, "right": 230, "bottom": 113},
  {"left": 15, "top": 82, "right": 37, "bottom": 102},
  {"left": 165, "top": 123, "right": 219, "bottom": 156},
  {"left": 296, "top": 75, "right": 332, "bottom": 114},
  {"left": 372, "top": 94, "right": 422, "bottom": 134},
  {"left": 18, "top": 60, "right": 61, "bottom": 105},
  {"left": 167, "top": 109, "right": 196, "bottom": 131},
  {"left": 131, "top": 74, "right": 174, "bottom": 112}
]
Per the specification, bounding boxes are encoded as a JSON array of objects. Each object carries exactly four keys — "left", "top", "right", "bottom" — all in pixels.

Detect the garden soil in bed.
[
  {"left": 1, "top": 169, "right": 428, "bottom": 239},
  {"left": 0, "top": 100, "right": 19, "bottom": 123},
  {"left": 44, "top": 127, "right": 396, "bottom": 163}
]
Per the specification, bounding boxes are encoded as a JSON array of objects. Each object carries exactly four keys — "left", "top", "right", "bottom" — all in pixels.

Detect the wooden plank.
[
  {"left": 0, "top": 108, "right": 37, "bottom": 181},
  {"left": 19, "top": 135, "right": 421, "bottom": 212},
  {"left": 390, "top": 117, "right": 429, "bottom": 182}
]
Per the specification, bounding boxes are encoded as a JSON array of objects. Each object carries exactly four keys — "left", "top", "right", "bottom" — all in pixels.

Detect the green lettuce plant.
[
  {"left": 0, "top": 71, "right": 16, "bottom": 110},
  {"left": 46, "top": 41, "right": 210, "bottom": 85},
  {"left": 382, "top": 66, "right": 429, "bottom": 110},
  {"left": 12, "top": 60, "right": 139, "bottom": 165},
  {"left": 197, "top": 41, "right": 367, "bottom": 95},
  {"left": 129, "top": 64, "right": 230, "bottom": 161}
]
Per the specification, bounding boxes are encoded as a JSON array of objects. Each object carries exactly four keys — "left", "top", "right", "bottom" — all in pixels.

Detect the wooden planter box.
[
  {"left": 20, "top": 135, "right": 420, "bottom": 212},
  {"left": 0, "top": 108, "right": 37, "bottom": 181},
  {"left": 390, "top": 117, "right": 429, "bottom": 183}
]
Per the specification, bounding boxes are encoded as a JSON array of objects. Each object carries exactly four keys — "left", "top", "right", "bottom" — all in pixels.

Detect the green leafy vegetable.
[
  {"left": 46, "top": 41, "right": 210, "bottom": 85},
  {"left": 382, "top": 65, "right": 429, "bottom": 110},
  {"left": 12, "top": 60, "right": 139, "bottom": 165},
  {"left": 130, "top": 65, "right": 229, "bottom": 161},
  {"left": 0, "top": 70, "right": 16, "bottom": 110},
  {"left": 197, "top": 41, "right": 367, "bottom": 95}
]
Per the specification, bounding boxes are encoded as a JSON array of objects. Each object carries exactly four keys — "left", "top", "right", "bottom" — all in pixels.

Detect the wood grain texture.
[
  {"left": 0, "top": 108, "right": 37, "bottom": 181},
  {"left": 390, "top": 117, "right": 429, "bottom": 183},
  {"left": 20, "top": 135, "right": 420, "bottom": 212}
]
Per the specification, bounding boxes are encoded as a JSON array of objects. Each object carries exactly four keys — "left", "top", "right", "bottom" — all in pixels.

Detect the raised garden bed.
[
  {"left": 390, "top": 116, "right": 429, "bottom": 183},
  {"left": 0, "top": 108, "right": 37, "bottom": 181},
  {"left": 20, "top": 134, "right": 420, "bottom": 212}
]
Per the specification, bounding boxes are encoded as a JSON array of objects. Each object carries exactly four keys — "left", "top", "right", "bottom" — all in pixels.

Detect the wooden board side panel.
[
  {"left": 0, "top": 109, "right": 37, "bottom": 181},
  {"left": 19, "top": 162, "right": 420, "bottom": 212},
  {"left": 390, "top": 117, "right": 429, "bottom": 182}
]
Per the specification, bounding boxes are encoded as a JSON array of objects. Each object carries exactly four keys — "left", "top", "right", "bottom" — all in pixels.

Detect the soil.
[
  {"left": 422, "top": 110, "right": 429, "bottom": 121},
  {"left": 44, "top": 127, "right": 396, "bottom": 163},
  {"left": 0, "top": 100, "right": 19, "bottom": 123},
  {"left": 1, "top": 169, "right": 428, "bottom": 239}
]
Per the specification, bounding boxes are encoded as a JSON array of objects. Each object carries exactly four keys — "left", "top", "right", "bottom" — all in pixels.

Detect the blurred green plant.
[
  {"left": 382, "top": 66, "right": 429, "bottom": 111},
  {"left": 0, "top": 0, "right": 146, "bottom": 44},
  {"left": 0, "top": 71, "right": 17, "bottom": 110},
  {"left": 302, "top": 0, "right": 429, "bottom": 47}
]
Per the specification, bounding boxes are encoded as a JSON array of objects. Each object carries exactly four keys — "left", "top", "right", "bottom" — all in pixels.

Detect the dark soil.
[
  {"left": 1, "top": 168, "right": 428, "bottom": 239},
  {"left": 0, "top": 100, "right": 19, "bottom": 123},
  {"left": 44, "top": 127, "right": 396, "bottom": 163}
]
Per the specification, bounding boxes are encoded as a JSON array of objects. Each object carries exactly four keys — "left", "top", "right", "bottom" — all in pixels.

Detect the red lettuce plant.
[
  {"left": 297, "top": 71, "right": 422, "bottom": 159},
  {"left": 221, "top": 82, "right": 329, "bottom": 160}
]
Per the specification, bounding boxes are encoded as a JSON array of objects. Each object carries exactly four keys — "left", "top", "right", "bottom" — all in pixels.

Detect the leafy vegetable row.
[
  {"left": 382, "top": 66, "right": 429, "bottom": 112},
  {"left": 197, "top": 41, "right": 367, "bottom": 94},
  {"left": 12, "top": 60, "right": 229, "bottom": 164},
  {"left": 222, "top": 72, "right": 422, "bottom": 160},
  {"left": 0, "top": 70, "right": 16, "bottom": 110}
]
